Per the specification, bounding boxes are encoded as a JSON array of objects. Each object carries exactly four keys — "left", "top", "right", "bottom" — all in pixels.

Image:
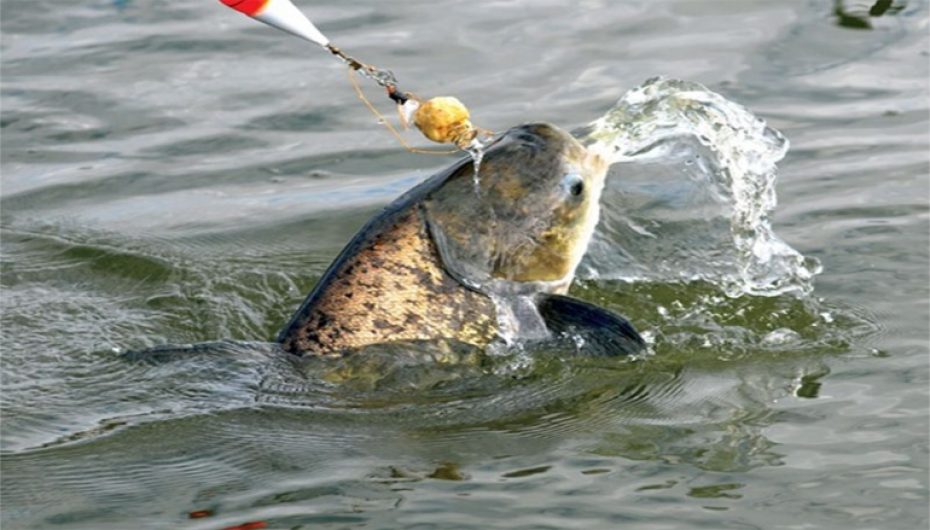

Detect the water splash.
[
  {"left": 580, "top": 77, "right": 821, "bottom": 297},
  {"left": 464, "top": 134, "right": 492, "bottom": 197},
  {"left": 466, "top": 144, "right": 484, "bottom": 196},
  {"left": 490, "top": 293, "right": 550, "bottom": 347}
]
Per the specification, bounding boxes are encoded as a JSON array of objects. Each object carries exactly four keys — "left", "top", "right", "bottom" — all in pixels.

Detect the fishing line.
[{"left": 219, "top": 0, "right": 493, "bottom": 155}]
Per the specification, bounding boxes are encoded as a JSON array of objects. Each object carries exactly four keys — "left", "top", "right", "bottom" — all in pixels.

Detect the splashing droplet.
[
  {"left": 463, "top": 135, "right": 491, "bottom": 197},
  {"left": 580, "top": 77, "right": 821, "bottom": 297}
]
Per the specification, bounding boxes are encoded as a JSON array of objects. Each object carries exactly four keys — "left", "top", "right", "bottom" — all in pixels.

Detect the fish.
[{"left": 278, "top": 122, "right": 644, "bottom": 358}]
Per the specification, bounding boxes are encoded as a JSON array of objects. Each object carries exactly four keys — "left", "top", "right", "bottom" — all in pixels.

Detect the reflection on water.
[{"left": 1, "top": 0, "right": 927, "bottom": 529}]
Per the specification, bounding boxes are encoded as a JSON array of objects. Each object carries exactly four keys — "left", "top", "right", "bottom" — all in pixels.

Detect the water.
[
  {"left": 2, "top": 1, "right": 928, "bottom": 529},
  {"left": 465, "top": 140, "right": 485, "bottom": 195},
  {"left": 581, "top": 77, "right": 823, "bottom": 297}
]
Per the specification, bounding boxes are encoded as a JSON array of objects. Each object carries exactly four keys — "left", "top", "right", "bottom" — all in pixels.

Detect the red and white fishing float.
[{"left": 220, "top": 0, "right": 329, "bottom": 47}]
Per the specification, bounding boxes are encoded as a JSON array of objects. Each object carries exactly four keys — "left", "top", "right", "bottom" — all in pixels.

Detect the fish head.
[{"left": 425, "top": 122, "right": 609, "bottom": 293}]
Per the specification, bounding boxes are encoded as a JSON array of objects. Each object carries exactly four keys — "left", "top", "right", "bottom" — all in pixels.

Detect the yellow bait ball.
[{"left": 413, "top": 96, "right": 477, "bottom": 149}]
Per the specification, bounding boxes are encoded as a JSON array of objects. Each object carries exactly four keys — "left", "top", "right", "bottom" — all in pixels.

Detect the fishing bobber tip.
[{"left": 220, "top": 0, "right": 330, "bottom": 47}]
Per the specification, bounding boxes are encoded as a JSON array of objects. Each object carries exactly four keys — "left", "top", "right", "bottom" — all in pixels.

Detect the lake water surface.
[{"left": 2, "top": 1, "right": 928, "bottom": 529}]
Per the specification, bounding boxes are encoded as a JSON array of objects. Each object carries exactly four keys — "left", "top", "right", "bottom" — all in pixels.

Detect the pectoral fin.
[{"left": 536, "top": 293, "right": 645, "bottom": 356}]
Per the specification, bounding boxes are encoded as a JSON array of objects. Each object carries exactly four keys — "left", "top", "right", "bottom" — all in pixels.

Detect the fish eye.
[{"left": 562, "top": 173, "right": 585, "bottom": 198}]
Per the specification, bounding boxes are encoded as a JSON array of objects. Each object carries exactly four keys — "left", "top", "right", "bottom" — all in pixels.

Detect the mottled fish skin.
[
  {"left": 279, "top": 123, "right": 609, "bottom": 357},
  {"left": 279, "top": 206, "right": 498, "bottom": 357}
]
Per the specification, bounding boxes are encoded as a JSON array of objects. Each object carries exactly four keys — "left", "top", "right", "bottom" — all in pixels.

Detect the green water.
[{"left": 2, "top": 1, "right": 928, "bottom": 529}]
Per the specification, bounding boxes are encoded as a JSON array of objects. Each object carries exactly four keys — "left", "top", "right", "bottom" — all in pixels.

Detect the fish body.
[{"left": 279, "top": 123, "right": 643, "bottom": 357}]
